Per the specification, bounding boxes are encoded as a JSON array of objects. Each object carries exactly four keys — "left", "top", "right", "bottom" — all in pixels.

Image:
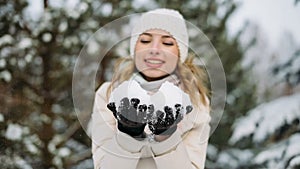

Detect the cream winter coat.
[{"left": 91, "top": 81, "right": 211, "bottom": 169}]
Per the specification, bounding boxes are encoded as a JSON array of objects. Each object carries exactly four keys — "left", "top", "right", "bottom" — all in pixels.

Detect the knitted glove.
[
  {"left": 107, "top": 97, "right": 147, "bottom": 137},
  {"left": 148, "top": 104, "right": 193, "bottom": 135}
]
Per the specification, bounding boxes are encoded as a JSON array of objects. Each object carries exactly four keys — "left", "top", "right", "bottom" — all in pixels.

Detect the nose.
[{"left": 149, "top": 39, "right": 161, "bottom": 56}]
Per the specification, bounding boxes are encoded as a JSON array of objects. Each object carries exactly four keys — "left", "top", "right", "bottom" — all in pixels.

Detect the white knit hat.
[{"left": 130, "top": 8, "right": 189, "bottom": 62}]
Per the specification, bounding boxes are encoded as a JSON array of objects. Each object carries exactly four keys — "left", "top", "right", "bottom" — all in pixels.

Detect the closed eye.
[
  {"left": 163, "top": 42, "right": 174, "bottom": 46},
  {"left": 162, "top": 37, "right": 175, "bottom": 46},
  {"left": 140, "top": 39, "right": 151, "bottom": 44}
]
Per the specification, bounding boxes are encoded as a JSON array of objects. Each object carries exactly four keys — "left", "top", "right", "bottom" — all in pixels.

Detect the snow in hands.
[{"left": 107, "top": 80, "right": 193, "bottom": 135}]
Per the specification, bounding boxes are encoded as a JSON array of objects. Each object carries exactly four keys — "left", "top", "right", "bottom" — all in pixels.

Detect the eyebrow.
[{"left": 141, "top": 32, "right": 174, "bottom": 39}]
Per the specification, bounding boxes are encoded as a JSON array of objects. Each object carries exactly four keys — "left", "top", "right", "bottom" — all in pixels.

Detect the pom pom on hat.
[{"left": 130, "top": 8, "right": 189, "bottom": 62}]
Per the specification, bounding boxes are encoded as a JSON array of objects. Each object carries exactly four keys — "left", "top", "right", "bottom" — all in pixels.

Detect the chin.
[{"left": 141, "top": 70, "right": 170, "bottom": 81}]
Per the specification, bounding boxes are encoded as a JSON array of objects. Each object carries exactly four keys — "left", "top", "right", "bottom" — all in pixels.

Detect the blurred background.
[{"left": 0, "top": 0, "right": 299, "bottom": 168}]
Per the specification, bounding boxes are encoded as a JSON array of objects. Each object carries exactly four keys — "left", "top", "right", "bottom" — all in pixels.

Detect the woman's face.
[{"left": 134, "top": 29, "right": 179, "bottom": 81}]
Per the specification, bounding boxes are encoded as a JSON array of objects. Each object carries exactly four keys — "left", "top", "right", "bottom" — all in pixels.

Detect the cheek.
[
  {"left": 165, "top": 49, "right": 179, "bottom": 71},
  {"left": 134, "top": 53, "right": 144, "bottom": 71},
  {"left": 166, "top": 59, "right": 178, "bottom": 72}
]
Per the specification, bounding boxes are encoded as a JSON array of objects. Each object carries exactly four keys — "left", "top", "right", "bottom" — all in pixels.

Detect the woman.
[{"left": 91, "top": 8, "right": 211, "bottom": 169}]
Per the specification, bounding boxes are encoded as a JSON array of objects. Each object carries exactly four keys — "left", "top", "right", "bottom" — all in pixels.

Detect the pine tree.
[
  {"left": 0, "top": 0, "right": 125, "bottom": 168},
  {"left": 220, "top": 32, "right": 300, "bottom": 169}
]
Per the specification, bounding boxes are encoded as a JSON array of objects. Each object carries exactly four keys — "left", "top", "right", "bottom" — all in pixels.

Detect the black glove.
[
  {"left": 107, "top": 97, "right": 148, "bottom": 137},
  {"left": 148, "top": 104, "right": 193, "bottom": 135}
]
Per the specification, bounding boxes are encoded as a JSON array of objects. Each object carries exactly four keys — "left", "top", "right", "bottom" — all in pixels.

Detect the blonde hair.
[
  {"left": 106, "top": 55, "right": 209, "bottom": 107},
  {"left": 176, "top": 55, "right": 209, "bottom": 107}
]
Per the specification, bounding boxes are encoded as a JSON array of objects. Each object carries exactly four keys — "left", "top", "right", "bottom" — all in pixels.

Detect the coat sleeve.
[
  {"left": 151, "top": 105, "right": 211, "bottom": 169},
  {"left": 91, "top": 82, "right": 147, "bottom": 169}
]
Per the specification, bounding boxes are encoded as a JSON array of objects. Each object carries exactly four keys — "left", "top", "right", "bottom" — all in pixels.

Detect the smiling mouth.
[{"left": 145, "top": 59, "right": 165, "bottom": 64}]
